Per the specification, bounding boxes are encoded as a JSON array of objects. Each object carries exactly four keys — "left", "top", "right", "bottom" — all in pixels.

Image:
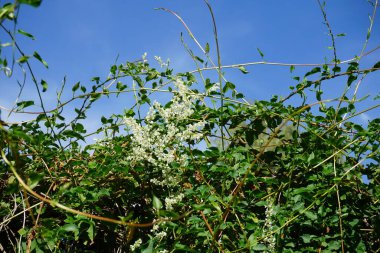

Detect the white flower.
[
  {"left": 151, "top": 224, "right": 159, "bottom": 232},
  {"left": 142, "top": 52, "right": 148, "bottom": 63},
  {"left": 155, "top": 231, "right": 167, "bottom": 240},
  {"left": 154, "top": 56, "right": 169, "bottom": 68},
  {"left": 165, "top": 193, "right": 184, "bottom": 211},
  {"left": 130, "top": 238, "right": 142, "bottom": 251}
]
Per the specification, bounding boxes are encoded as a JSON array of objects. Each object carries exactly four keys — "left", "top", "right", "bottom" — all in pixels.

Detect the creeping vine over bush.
[{"left": 1, "top": 1, "right": 380, "bottom": 252}]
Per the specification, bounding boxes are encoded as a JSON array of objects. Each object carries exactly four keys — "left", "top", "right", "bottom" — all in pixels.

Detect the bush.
[{"left": 1, "top": 1, "right": 379, "bottom": 252}]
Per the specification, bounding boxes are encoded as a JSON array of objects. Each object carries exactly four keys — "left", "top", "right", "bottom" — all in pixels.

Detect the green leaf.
[
  {"left": 16, "top": 100, "right": 34, "bottom": 110},
  {"left": 347, "top": 75, "right": 357, "bottom": 87},
  {"left": 257, "top": 47, "right": 264, "bottom": 58},
  {"left": 336, "top": 33, "right": 346, "bottom": 37},
  {"left": 17, "top": 29, "right": 35, "bottom": 40},
  {"left": 0, "top": 4, "right": 15, "bottom": 20},
  {"left": 252, "top": 244, "right": 268, "bottom": 250},
  {"left": 356, "top": 240, "right": 366, "bottom": 253},
  {"left": 116, "top": 81, "right": 127, "bottom": 91},
  {"left": 88, "top": 161, "right": 97, "bottom": 169},
  {"left": 304, "top": 211, "right": 317, "bottom": 220},
  {"left": 18, "top": 228, "right": 28, "bottom": 235},
  {"left": 153, "top": 195, "right": 163, "bottom": 211},
  {"left": 72, "top": 82, "right": 80, "bottom": 92},
  {"left": 110, "top": 64, "right": 117, "bottom": 75},
  {"left": 328, "top": 240, "right": 341, "bottom": 250},
  {"left": 40, "top": 79, "right": 48, "bottom": 92},
  {"left": 366, "top": 28, "right": 371, "bottom": 40},
  {"left": 174, "top": 243, "right": 196, "bottom": 252},
  {"left": 87, "top": 224, "right": 94, "bottom": 241},
  {"left": 305, "top": 67, "right": 321, "bottom": 77},
  {"left": 372, "top": 61, "right": 380, "bottom": 70},
  {"left": 332, "top": 65, "right": 341, "bottom": 73},
  {"left": 90, "top": 93, "right": 101, "bottom": 101},
  {"left": 222, "top": 81, "right": 236, "bottom": 93},
  {"left": 62, "top": 223, "right": 78, "bottom": 232},
  {"left": 194, "top": 56, "right": 204, "bottom": 63},
  {"left": 141, "top": 240, "right": 154, "bottom": 253},
  {"left": 33, "top": 51, "right": 48, "bottom": 68},
  {"left": 238, "top": 66, "right": 249, "bottom": 74},
  {"left": 205, "top": 42, "right": 210, "bottom": 54},
  {"left": 290, "top": 65, "right": 295, "bottom": 73},
  {"left": 18, "top": 0, "right": 42, "bottom": 7},
  {"left": 236, "top": 93, "right": 244, "bottom": 99},
  {"left": 301, "top": 234, "right": 315, "bottom": 243},
  {"left": 17, "top": 55, "right": 29, "bottom": 63}
]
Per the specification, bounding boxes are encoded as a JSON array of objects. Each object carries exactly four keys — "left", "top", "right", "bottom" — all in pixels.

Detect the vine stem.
[{"left": 188, "top": 44, "right": 380, "bottom": 74}]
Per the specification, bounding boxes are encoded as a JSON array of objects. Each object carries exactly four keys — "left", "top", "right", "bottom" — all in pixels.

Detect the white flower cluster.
[
  {"left": 151, "top": 223, "right": 167, "bottom": 241},
  {"left": 129, "top": 238, "right": 142, "bottom": 251},
  {"left": 165, "top": 193, "right": 184, "bottom": 211},
  {"left": 124, "top": 78, "right": 205, "bottom": 186},
  {"left": 262, "top": 197, "right": 276, "bottom": 252},
  {"left": 142, "top": 52, "right": 148, "bottom": 63},
  {"left": 154, "top": 56, "right": 169, "bottom": 68}
]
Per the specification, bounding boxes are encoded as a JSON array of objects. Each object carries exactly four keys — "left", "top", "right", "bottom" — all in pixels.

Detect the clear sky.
[{"left": 1, "top": 1, "right": 379, "bottom": 132}]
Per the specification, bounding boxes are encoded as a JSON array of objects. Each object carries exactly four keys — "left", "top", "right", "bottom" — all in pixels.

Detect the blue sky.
[{"left": 1, "top": 1, "right": 379, "bottom": 133}]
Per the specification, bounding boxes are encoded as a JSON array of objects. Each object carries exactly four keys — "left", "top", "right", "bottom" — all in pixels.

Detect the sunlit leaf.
[
  {"left": 238, "top": 66, "right": 249, "bottom": 74},
  {"left": 33, "top": 51, "right": 48, "bottom": 68},
  {"left": 17, "top": 29, "right": 35, "bottom": 40},
  {"left": 205, "top": 42, "right": 210, "bottom": 54}
]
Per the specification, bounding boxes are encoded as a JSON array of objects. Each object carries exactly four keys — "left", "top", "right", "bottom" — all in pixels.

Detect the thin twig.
[{"left": 317, "top": 0, "right": 338, "bottom": 65}]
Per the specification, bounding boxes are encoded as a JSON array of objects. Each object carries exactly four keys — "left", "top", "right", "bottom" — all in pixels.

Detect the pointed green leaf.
[
  {"left": 153, "top": 195, "right": 163, "bottom": 211},
  {"left": 194, "top": 56, "right": 204, "bottom": 63},
  {"left": 17, "top": 29, "right": 35, "bottom": 40},
  {"left": 257, "top": 48, "right": 264, "bottom": 58},
  {"left": 366, "top": 28, "right": 371, "bottom": 40},
  {"left": 16, "top": 100, "right": 34, "bottom": 110},
  {"left": 62, "top": 223, "right": 78, "bottom": 232},
  {"left": 373, "top": 61, "right": 380, "bottom": 70},
  {"left": 205, "top": 42, "right": 210, "bottom": 54},
  {"left": 305, "top": 67, "right": 321, "bottom": 77},
  {"left": 17, "top": 55, "right": 29, "bottom": 63},
  {"left": 304, "top": 211, "right": 317, "bottom": 220},
  {"left": 18, "top": 0, "right": 42, "bottom": 7},
  {"left": 0, "top": 4, "right": 15, "bottom": 20},
  {"left": 33, "top": 51, "right": 48, "bottom": 68},
  {"left": 72, "top": 82, "right": 80, "bottom": 92},
  {"left": 18, "top": 228, "right": 28, "bottom": 236},
  {"left": 142, "top": 240, "right": 154, "bottom": 253},
  {"left": 41, "top": 79, "right": 48, "bottom": 92},
  {"left": 238, "top": 66, "right": 249, "bottom": 74},
  {"left": 80, "top": 86, "right": 87, "bottom": 93},
  {"left": 87, "top": 224, "right": 94, "bottom": 241}
]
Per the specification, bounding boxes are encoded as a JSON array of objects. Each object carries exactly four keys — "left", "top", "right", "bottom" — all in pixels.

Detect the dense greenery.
[{"left": 1, "top": 1, "right": 379, "bottom": 252}]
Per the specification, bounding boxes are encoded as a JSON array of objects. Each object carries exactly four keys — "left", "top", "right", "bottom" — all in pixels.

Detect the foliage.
[{"left": 1, "top": 1, "right": 380, "bottom": 252}]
